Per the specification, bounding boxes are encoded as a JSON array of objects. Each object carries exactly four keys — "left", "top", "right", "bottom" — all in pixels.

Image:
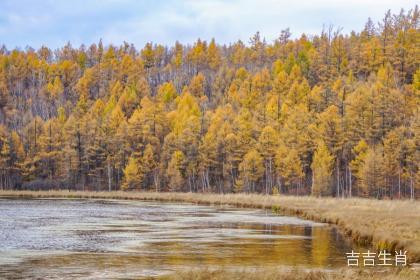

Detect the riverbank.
[{"left": 1, "top": 190, "right": 419, "bottom": 263}]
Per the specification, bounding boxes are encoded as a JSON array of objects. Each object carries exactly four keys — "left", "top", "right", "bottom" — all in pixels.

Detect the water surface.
[{"left": 0, "top": 198, "right": 355, "bottom": 279}]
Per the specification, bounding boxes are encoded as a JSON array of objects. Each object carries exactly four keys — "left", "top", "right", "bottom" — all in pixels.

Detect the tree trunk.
[
  {"left": 336, "top": 160, "right": 340, "bottom": 198},
  {"left": 349, "top": 167, "right": 352, "bottom": 198},
  {"left": 398, "top": 168, "right": 401, "bottom": 199},
  {"left": 107, "top": 162, "right": 112, "bottom": 192},
  {"left": 410, "top": 175, "right": 414, "bottom": 200}
]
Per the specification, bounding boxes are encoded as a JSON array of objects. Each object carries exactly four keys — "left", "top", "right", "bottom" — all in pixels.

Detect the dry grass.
[
  {"left": 1, "top": 190, "right": 419, "bottom": 262},
  {"left": 158, "top": 267, "right": 420, "bottom": 280}
]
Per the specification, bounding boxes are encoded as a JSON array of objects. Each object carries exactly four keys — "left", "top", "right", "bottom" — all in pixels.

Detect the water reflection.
[{"left": 0, "top": 199, "right": 358, "bottom": 279}]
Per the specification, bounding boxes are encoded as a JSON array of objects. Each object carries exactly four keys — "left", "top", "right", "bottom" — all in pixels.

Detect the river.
[{"left": 0, "top": 198, "right": 356, "bottom": 279}]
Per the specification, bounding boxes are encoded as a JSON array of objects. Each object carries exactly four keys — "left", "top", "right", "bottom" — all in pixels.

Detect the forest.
[{"left": 0, "top": 7, "right": 418, "bottom": 199}]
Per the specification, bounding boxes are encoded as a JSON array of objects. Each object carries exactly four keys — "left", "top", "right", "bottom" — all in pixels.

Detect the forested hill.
[{"left": 0, "top": 7, "right": 418, "bottom": 199}]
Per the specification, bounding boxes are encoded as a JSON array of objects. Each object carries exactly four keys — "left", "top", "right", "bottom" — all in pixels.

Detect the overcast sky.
[{"left": 0, "top": 0, "right": 417, "bottom": 49}]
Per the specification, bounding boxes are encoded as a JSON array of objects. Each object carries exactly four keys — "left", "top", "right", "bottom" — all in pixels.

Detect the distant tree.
[
  {"left": 122, "top": 155, "right": 143, "bottom": 191},
  {"left": 311, "top": 142, "right": 334, "bottom": 196},
  {"left": 237, "top": 149, "right": 264, "bottom": 193}
]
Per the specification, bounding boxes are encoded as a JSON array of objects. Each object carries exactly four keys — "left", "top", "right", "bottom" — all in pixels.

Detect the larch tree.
[
  {"left": 122, "top": 155, "right": 143, "bottom": 191},
  {"left": 359, "top": 146, "right": 385, "bottom": 198},
  {"left": 167, "top": 150, "right": 185, "bottom": 192},
  {"left": 311, "top": 141, "right": 334, "bottom": 196},
  {"left": 275, "top": 144, "right": 304, "bottom": 194},
  {"left": 350, "top": 139, "right": 369, "bottom": 197},
  {"left": 257, "top": 126, "right": 278, "bottom": 194},
  {"left": 237, "top": 149, "right": 264, "bottom": 193},
  {"left": 0, "top": 7, "right": 417, "bottom": 198}
]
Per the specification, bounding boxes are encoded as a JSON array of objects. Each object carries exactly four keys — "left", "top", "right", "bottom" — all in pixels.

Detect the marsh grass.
[
  {"left": 1, "top": 190, "right": 419, "bottom": 262},
  {"left": 158, "top": 267, "right": 420, "bottom": 280}
]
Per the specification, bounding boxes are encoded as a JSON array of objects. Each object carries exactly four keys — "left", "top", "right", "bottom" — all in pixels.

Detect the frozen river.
[{"left": 0, "top": 198, "right": 355, "bottom": 279}]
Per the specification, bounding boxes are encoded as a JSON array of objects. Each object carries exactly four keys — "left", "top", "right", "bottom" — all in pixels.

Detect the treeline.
[{"left": 0, "top": 8, "right": 418, "bottom": 198}]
